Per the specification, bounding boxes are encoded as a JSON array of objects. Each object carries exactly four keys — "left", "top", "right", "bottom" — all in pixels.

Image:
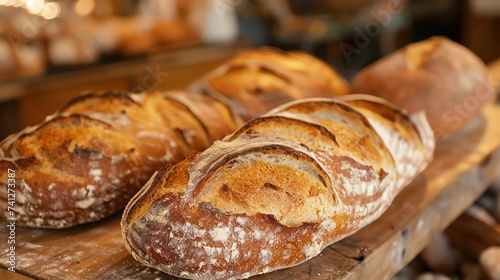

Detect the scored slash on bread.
[{"left": 121, "top": 94, "right": 434, "bottom": 280}]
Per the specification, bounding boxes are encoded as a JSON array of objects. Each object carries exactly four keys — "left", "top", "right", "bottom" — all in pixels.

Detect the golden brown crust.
[
  {"left": 164, "top": 93, "right": 242, "bottom": 144},
  {"left": 0, "top": 90, "right": 240, "bottom": 228},
  {"left": 337, "top": 94, "right": 435, "bottom": 190},
  {"left": 350, "top": 36, "right": 494, "bottom": 140},
  {"left": 121, "top": 95, "right": 434, "bottom": 279},
  {"left": 190, "top": 47, "right": 349, "bottom": 121},
  {"left": 227, "top": 48, "right": 349, "bottom": 98}
]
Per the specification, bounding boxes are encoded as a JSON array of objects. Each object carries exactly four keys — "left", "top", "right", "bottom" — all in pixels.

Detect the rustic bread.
[
  {"left": 350, "top": 36, "right": 494, "bottom": 140},
  {"left": 190, "top": 47, "right": 349, "bottom": 121},
  {"left": 0, "top": 48, "right": 349, "bottom": 228},
  {"left": 0, "top": 91, "right": 241, "bottom": 228},
  {"left": 121, "top": 94, "right": 434, "bottom": 279}
]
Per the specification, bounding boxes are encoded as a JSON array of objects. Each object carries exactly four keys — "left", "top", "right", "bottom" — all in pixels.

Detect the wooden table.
[{"left": 1, "top": 104, "right": 499, "bottom": 280}]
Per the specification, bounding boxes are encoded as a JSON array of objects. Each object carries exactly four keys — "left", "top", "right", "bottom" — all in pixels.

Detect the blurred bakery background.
[{"left": 0, "top": 0, "right": 499, "bottom": 139}]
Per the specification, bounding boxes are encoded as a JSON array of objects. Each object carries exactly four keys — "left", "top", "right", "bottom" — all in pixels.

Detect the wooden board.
[{"left": 1, "top": 104, "right": 500, "bottom": 280}]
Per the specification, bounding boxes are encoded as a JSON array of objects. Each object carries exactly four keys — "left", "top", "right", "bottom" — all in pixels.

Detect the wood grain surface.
[{"left": 1, "top": 104, "right": 499, "bottom": 280}]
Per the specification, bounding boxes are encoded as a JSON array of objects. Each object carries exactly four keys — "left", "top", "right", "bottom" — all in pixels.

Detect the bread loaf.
[
  {"left": 0, "top": 90, "right": 241, "bottom": 228},
  {"left": 0, "top": 48, "right": 349, "bottom": 228},
  {"left": 350, "top": 36, "right": 494, "bottom": 140},
  {"left": 190, "top": 47, "right": 349, "bottom": 121},
  {"left": 121, "top": 94, "right": 434, "bottom": 279}
]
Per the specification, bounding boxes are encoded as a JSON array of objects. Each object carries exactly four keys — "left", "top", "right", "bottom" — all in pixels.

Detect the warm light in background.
[
  {"left": 2, "top": 0, "right": 22, "bottom": 7},
  {"left": 12, "top": 0, "right": 24, "bottom": 7},
  {"left": 26, "top": 0, "right": 45, "bottom": 14},
  {"left": 0, "top": 0, "right": 61, "bottom": 20},
  {"left": 41, "top": 1, "right": 59, "bottom": 20},
  {"left": 74, "top": 0, "right": 95, "bottom": 16}
]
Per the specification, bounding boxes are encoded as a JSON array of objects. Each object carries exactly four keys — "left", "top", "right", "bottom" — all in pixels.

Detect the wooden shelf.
[{"left": 0, "top": 103, "right": 499, "bottom": 280}]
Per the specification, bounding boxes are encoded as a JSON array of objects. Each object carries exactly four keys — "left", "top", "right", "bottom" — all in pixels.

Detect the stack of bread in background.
[
  {"left": 47, "top": 15, "right": 198, "bottom": 63},
  {"left": 0, "top": 2, "right": 199, "bottom": 78},
  {"left": 0, "top": 18, "right": 46, "bottom": 76}
]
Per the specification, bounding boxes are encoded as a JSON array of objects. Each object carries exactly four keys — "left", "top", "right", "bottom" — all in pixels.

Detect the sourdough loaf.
[
  {"left": 121, "top": 94, "right": 434, "bottom": 279},
  {"left": 190, "top": 47, "right": 349, "bottom": 121},
  {"left": 0, "top": 91, "right": 240, "bottom": 228},
  {"left": 0, "top": 48, "right": 349, "bottom": 228},
  {"left": 350, "top": 36, "right": 493, "bottom": 140}
]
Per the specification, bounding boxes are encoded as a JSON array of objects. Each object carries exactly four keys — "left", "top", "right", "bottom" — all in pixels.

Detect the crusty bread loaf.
[
  {"left": 0, "top": 48, "right": 349, "bottom": 228},
  {"left": 350, "top": 36, "right": 494, "bottom": 140},
  {"left": 121, "top": 94, "right": 434, "bottom": 279},
  {"left": 190, "top": 47, "right": 349, "bottom": 121},
  {"left": 0, "top": 91, "right": 241, "bottom": 228}
]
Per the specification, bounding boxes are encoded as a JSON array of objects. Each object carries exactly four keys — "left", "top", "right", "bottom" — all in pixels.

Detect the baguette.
[
  {"left": 0, "top": 48, "right": 349, "bottom": 228},
  {"left": 121, "top": 94, "right": 434, "bottom": 279}
]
